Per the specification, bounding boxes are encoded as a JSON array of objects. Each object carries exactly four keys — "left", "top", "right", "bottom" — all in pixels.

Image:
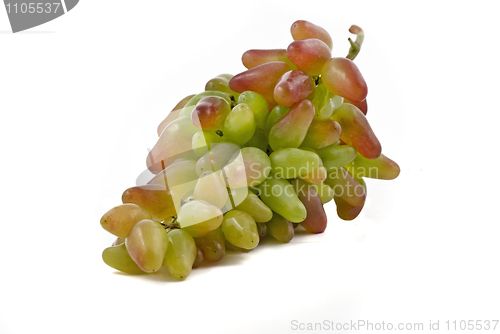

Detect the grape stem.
[{"left": 346, "top": 25, "right": 364, "bottom": 61}]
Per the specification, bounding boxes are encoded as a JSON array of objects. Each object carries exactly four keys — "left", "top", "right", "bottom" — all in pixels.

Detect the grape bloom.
[{"left": 100, "top": 20, "right": 399, "bottom": 280}]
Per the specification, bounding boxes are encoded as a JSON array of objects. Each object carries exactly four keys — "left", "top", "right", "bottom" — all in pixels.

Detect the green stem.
[{"left": 346, "top": 25, "right": 364, "bottom": 60}]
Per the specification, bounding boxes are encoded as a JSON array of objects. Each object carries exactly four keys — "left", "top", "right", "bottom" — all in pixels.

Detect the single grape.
[
  {"left": 309, "top": 182, "right": 335, "bottom": 204},
  {"left": 100, "top": 203, "right": 152, "bottom": 238},
  {"left": 164, "top": 229, "right": 197, "bottom": 280},
  {"left": 191, "top": 96, "right": 232, "bottom": 131},
  {"left": 317, "top": 143, "right": 357, "bottom": 171},
  {"left": 256, "top": 222, "right": 268, "bottom": 241},
  {"left": 344, "top": 97, "right": 368, "bottom": 115},
  {"left": 122, "top": 184, "right": 176, "bottom": 221},
  {"left": 102, "top": 243, "right": 145, "bottom": 275},
  {"left": 290, "top": 20, "right": 333, "bottom": 50},
  {"left": 321, "top": 58, "right": 368, "bottom": 102},
  {"left": 193, "top": 171, "right": 228, "bottom": 209},
  {"left": 195, "top": 142, "right": 240, "bottom": 176},
  {"left": 286, "top": 38, "right": 332, "bottom": 76},
  {"left": 264, "top": 105, "right": 290, "bottom": 139},
  {"left": 301, "top": 119, "right": 341, "bottom": 149},
  {"left": 205, "top": 74, "right": 240, "bottom": 100},
  {"left": 290, "top": 179, "right": 327, "bottom": 233},
  {"left": 242, "top": 49, "right": 296, "bottom": 69},
  {"left": 223, "top": 103, "right": 256, "bottom": 145},
  {"left": 221, "top": 210, "right": 259, "bottom": 250},
  {"left": 334, "top": 196, "right": 364, "bottom": 221},
  {"left": 237, "top": 91, "right": 269, "bottom": 130},
  {"left": 223, "top": 147, "right": 272, "bottom": 188},
  {"left": 192, "top": 247, "right": 205, "bottom": 268},
  {"left": 234, "top": 191, "right": 273, "bottom": 223},
  {"left": 345, "top": 153, "right": 400, "bottom": 180},
  {"left": 267, "top": 213, "right": 294, "bottom": 243},
  {"left": 180, "top": 91, "right": 232, "bottom": 116},
  {"left": 194, "top": 226, "right": 226, "bottom": 262},
  {"left": 274, "top": 70, "right": 315, "bottom": 107},
  {"left": 324, "top": 167, "right": 366, "bottom": 208},
  {"left": 192, "top": 130, "right": 223, "bottom": 157},
  {"left": 269, "top": 148, "right": 321, "bottom": 179},
  {"left": 177, "top": 200, "right": 223, "bottom": 238},
  {"left": 258, "top": 177, "right": 307, "bottom": 223}
]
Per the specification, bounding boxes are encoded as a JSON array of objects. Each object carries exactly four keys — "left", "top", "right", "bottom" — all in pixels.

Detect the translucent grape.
[
  {"left": 177, "top": 200, "right": 223, "bottom": 238},
  {"left": 191, "top": 96, "right": 232, "bottom": 131},
  {"left": 286, "top": 38, "right": 332, "bottom": 76},
  {"left": 269, "top": 148, "right": 321, "bottom": 179},
  {"left": 157, "top": 94, "right": 195, "bottom": 136},
  {"left": 193, "top": 171, "right": 228, "bottom": 209},
  {"left": 125, "top": 219, "right": 169, "bottom": 273},
  {"left": 242, "top": 49, "right": 296, "bottom": 69},
  {"left": 234, "top": 191, "right": 273, "bottom": 222},
  {"left": 274, "top": 70, "right": 315, "bottom": 107},
  {"left": 164, "top": 229, "right": 197, "bottom": 280},
  {"left": 100, "top": 203, "right": 152, "bottom": 238},
  {"left": 267, "top": 213, "right": 294, "bottom": 243},
  {"left": 194, "top": 226, "right": 226, "bottom": 262},
  {"left": 223, "top": 103, "right": 256, "bottom": 145},
  {"left": 290, "top": 20, "right": 333, "bottom": 50},
  {"left": 330, "top": 103, "right": 381, "bottom": 159},
  {"left": 301, "top": 119, "right": 341, "bottom": 149},
  {"left": 102, "top": 243, "right": 145, "bottom": 275},
  {"left": 321, "top": 58, "right": 368, "bottom": 102},
  {"left": 237, "top": 91, "right": 269, "bottom": 129},
  {"left": 221, "top": 210, "right": 259, "bottom": 250},
  {"left": 269, "top": 99, "right": 315, "bottom": 150},
  {"left": 258, "top": 177, "right": 307, "bottom": 223},
  {"left": 122, "top": 184, "right": 176, "bottom": 221}
]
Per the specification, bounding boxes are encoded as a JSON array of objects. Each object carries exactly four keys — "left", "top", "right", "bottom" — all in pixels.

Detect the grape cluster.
[{"left": 100, "top": 20, "right": 400, "bottom": 280}]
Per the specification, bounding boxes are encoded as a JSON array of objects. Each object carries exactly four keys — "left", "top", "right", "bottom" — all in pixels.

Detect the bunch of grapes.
[{"left": 100, "top": 20, "right": 400, "bottom": 280}]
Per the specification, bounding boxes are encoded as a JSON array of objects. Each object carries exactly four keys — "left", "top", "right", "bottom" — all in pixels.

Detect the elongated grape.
[
  {"left": 195, "top": 142, "right": 240, "bottom": 176},
  {"left": 125, "top": 219, "right": 168, "bottom": 273},
  {"left": 345, "top": 97, "right": 368, "bottom": 115},
  {"left": 290, "top": 20, "right": 333, "bottom": 50},
  {"left": 256, "top": 222, "right": 268, "bottom": 241},
  {"left": 229, "top": 61, "right": 293, "bottom": 109},
  {"left": 164, "top": 229, "right": 197, "bottom": 280},
  {"left": 334, "top": 196, "right": 364, "bottom": 221},
  {"left": 286, "top": 38, "right": 332, "bottom": 76},
  {"left": 100, "top": 203, "right": 152, "bottom": 238},
  {"left": 267, "top": 213, "right": 294, "bottom": 243},
  {"left": 344, "top": 153, "right": 400, "bottom": 180},
  {"left": 269, "top": 99, "right": 315, "bottom": 150},
  {"left": 193, "top": 171, "right": 228, "bottom": 209},
  {"left": 269, "top": 148, "right": 321, "bottom": 179},
  {"left": 237, "top": 91, "right": 269, "bottom": 129},
  {"left": 147, "top": 116, "right": 200, "bottom": 174},
  {"left": 221, "top": 210, "right": 259, "bottom": 250},
  {"left": 205, "top": 74, "right": 240, "bottom": 100},
  {"left": 242, "top": 49, "right": 296, "bottom": 69},
  {"left": 157, "top": 94, "right": 195, "bottom": 136},
  {"left": 122, "top": 184, "right": 176, "bottom": 220},
  {"left": 317, "top": 144, "right": 357, "bottom": 171},
  {"left": 324, "top": 167, "right": 366, "bottom": 208},
  {"left": 300, "top": 165, "right": 327, "bottom": 184},
  {"left": 192, "top": 130, "right": 223, "bottom": 157},
  {"left": 301, "top": 119, "right": 341, "bottom": 149},
  {"left": 177, "top": 200, "right": 223, "bottom": 238},
  {"left": 223, "top": 103, "right": 256, "bottom": 145},
  {"left": 235, "top": 191, "right": 273, "bottom": 222},
  {"left": 258, "top": 177, "right": 307, "bottom": 222},
  {"left": 193, "top": 247, "right": 204, "bottom": 268},
  {"left": 309, "top": 182, "right": 334, "bottom": 204},
  {"left": 102, "top": 243, "right": 145, "bottom": 275},
  {"left": 223, "top": 147, "right": 271, "bottom": 188},
  {"left": 291, "top": 179, "right": 327, "bottom": 233},
  {"left": 181, "top": 91, "right": 232, "bottom": 116},
  {"left": 243, "top": 127, "right": 268, "bottom": 152},
  {"left": 274, "top": 70, "right": 315, "bottom": 107},
  {"left": 264, "top": 105, "right": 290, "bottom": 139},
  {"left": 191, "top": 96, "right": 231, "bottom": 131},
  {"left": 321, "top": 58, "right": 367, "bottom": 102},
  {"left": 194, "top": 226, "right": 226, "bottom": 262},
  {"left": 330, "top": 103, "right": 381, "bottom": 159}
]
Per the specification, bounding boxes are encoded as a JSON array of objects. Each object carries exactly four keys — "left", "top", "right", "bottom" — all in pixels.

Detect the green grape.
[
  {"left": 223, "top": 147, "right": 271, "bottom": 188},
  {"left": 180, "top": 91, "right": 232, "bottom": 116},
  {"left": 269, "top": 99, "right": 315, "bottom": 150},
  {"left": 242, "top": 49, "right": 297, "bottom": 70},
  {"left": 102, "top": 243, "right": 145, "bottom": 275},
  {"left": 146, "top": 116, "right": 200, "bottom": 174},
  {"left": 191, "top": 96, "right": 232, "bottom": 131},
  {"left": 178, "top": 200, "right": 223, "bottom": 238},
  {"left": 269, "top": 148, "right": 321, "bottom": 179},
  {"left": 125, "top": 219, "right": 169, "bottom": 273},
  {"left": 258, "top": 177, "right": 307, "bottom": 223},
  {"left": 274, "top": 70, "right": 315, "bottom": 107},
  {"left": 157, "top": 94, "right": 196, "bottom": 136},
  {"left": 192, "top": 130, "right": 223, "bottom": 157},
  {"left": 286, "top": 39, "right": 332, "bottom": 76},
  {"left": 330, "top": 103, "right": 381, "bottom": 159},
  {"left": 178, "top": 105, "right": 195, "bottom": 118},
  {"left": 267, "top": 213, "right": 294, "bottom": 243},
  {"left": 196, "top": 142, "right": 240, "bottom": 176},
  {"left": 290, "top": 20, "right": 333, "bottom": 50},
  {"left": 237, "top": 91, "right": 269, "bottom": 129},
  {"left": 290, "top": 179, "right": 327, "bottom": 233},
  {"left": 194, "top": 226, "right": 226, "bottom": 262},
  {"left": 205, "top": 74, "right": 240, "bottom": 100},
  {"left": 309, "top": 182, "right": 334, "bottom": 204},
  {"left": 317, "top": 144, "right": 357, "bottom": 171},
  {"left": 324, "top": 167, "right": 366, "bottom": 208},
  {"left": 229, "top": 61, "right": 293, "bottom": 109},
  {"left": 243, "top": 127, "right": 268, "bottom": 152},
  {"left": 122, "top": 184, "right": 176, "bottom": 221},
  {"left": 235, "top": 191, "right": 273, "bottom": 222},
  {"left": 164, "top": 229, "right": 197, "bottom": 280},
  {"left": 301, "top": 119, "right": 341, "bottom": 149},
  {"left": 256, "top": 222, "right": 268, "bottom": 241},
  {"left": 193, "top": 247, "right": 205, "bottom": 268},
  {"left": 344, "top": 153, "right": 400, "bottom": 180},
  {"left": 264, "top": 105, "right": 290, "bottom": 139},
  {"left": 223, "top": 103, "right": 256, "bottom": 145},
  {"left": 100, "top": 203, "right": 152, "bottom": 239},
  {"left": 321, "top": 58, "right": 368, "bottom": 102},
  {"left": 224, "top": 186, "right": 249, "bottom": 210},
  {"left": 334, "top": 196, "right": 364, "bottom": 221},
  {"left": 221, "top": 210, "right": 259, "bottom": 250},
  {"left": 193, "top": 171, "right": 228, "bottom": 209}
]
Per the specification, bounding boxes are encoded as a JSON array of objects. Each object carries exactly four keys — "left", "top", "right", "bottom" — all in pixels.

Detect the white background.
[{"left": 1, "top": 1, "right": 499, "bottom": 333}]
